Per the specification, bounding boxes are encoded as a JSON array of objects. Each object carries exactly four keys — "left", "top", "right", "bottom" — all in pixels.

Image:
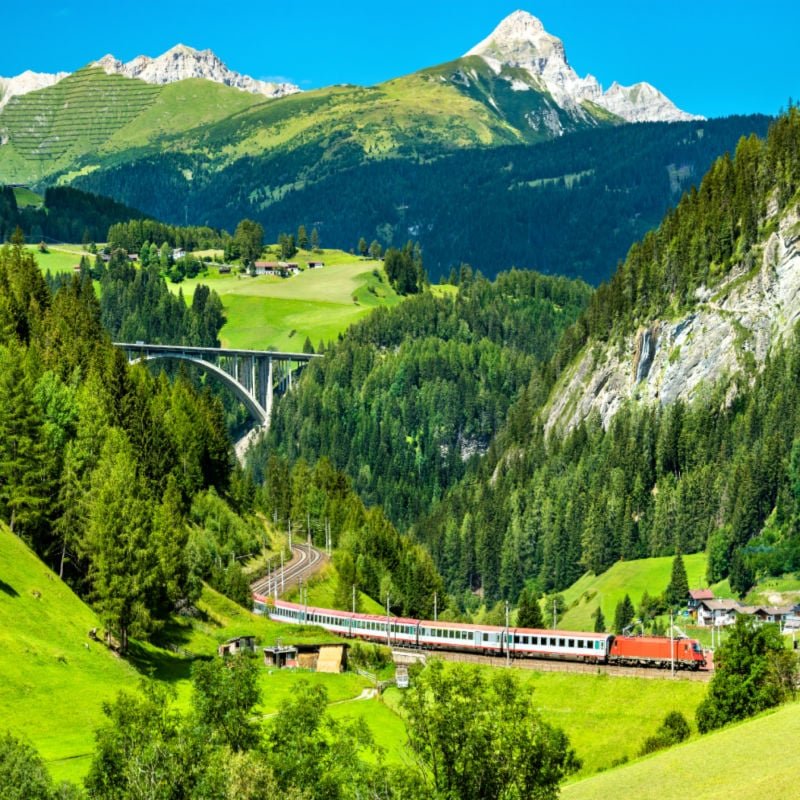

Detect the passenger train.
[{"left": 254, "top": 595, "right": 707, "bottom": 670}]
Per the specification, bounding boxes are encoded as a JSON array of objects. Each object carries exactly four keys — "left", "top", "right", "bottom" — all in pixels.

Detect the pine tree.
[
  {"left": 664, "top": 552, "right": 689, "bottom": 608},
  {"left": 613, "top": 594, "right": 635, "bottom": 634},
  {"left": 0, "top": 344, "right": 51, "bottom": 538},
  {"left": 310, "top": 227, "right": 320, "bottom": 251},
  {"left": 81, "top": 430, "right": 159, "bottom": 653},
  {"left": 297, "top": 224, "right": 309, "bottom": 250},
  {"left": 517, "top": 587, "right": 544, "bottom": 629},
  {"left": 593, "top": 606, "right": 606, "bottom": 632}
]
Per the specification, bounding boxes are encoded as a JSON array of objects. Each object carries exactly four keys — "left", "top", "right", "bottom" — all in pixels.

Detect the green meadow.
[
  {"left": 172, "top": 251, "right": 401, "bottom": 351},
  {"left": 557, "top": 553, "right": 708, "bottom": 631},
  {"left": 562, "top": 701, "right": 800, "bottom": 800},
  {"left": 24, "top": 245, "right": 85, "bottom": 274}
]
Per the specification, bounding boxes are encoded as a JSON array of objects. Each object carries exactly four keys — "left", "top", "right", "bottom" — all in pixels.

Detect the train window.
[
  {"left": 559, "top": 638, "right": 565, "bottom": 647},
  {"left": 549, "top": 637, "right": 556, "bottom": 646},
  {"left": 531, "top": 636, "right": 538, "bottom": 645},
  {"left": 483, "top": 633, "right": 489, "bottom": 642},
  {"left": 568, "top": 639, "right": 575, "bottom": 648}
]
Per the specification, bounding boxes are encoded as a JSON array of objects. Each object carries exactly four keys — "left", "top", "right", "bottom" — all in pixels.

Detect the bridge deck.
[{"left": 114, "top": 342, "right": 322, "bottom": 360}]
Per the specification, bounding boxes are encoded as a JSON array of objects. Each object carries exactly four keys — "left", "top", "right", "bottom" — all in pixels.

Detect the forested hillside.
[
  {"left": 413, "top": 109, "right": 800, "bottom": 607},
  {"left": 255, "top": 269, "right": 591, "bottom": 529},
  {"left": 0, "top": 185, "right": 147, "bottom": 243},
  {"left": 72, "top": 115, "right": 771, "bottom": 283}
]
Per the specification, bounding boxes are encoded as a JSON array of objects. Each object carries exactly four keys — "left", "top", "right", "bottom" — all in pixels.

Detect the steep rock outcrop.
[
  {"left": 465, "top": 10, "right": 702, "bottom": 123},
  {"left": 545, "top": 205, "right": 800, "bottom": 434}
]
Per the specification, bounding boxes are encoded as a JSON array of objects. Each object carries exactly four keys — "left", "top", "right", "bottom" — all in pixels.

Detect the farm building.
[
  {"left": 262, "top": 642, "right": 348, "bottom": 672},
  {"left": 217, "top": 635, "right": 257, "bottom": 657},
  {"left": 307, "top": 260, "right": 325, "bottom": 268}
]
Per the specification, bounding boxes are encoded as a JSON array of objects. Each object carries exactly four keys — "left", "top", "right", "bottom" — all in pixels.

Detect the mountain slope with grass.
[
  {"left": 561, "top": 701, "right": 800, "bottom": 800},
  {"left": 0, "top": 523, "right": 139, "bottom": 782}
]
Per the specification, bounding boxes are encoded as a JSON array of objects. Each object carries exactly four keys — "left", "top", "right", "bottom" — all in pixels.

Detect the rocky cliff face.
[
  {"left": 545, "top": 203, "right": 800, "bottom": 434},
  {"left": 93, "top": 45, "right": 299, "bottom": 98},
  {"left": 465, "top": 10, "right": 702, "bottom": 123},
  {"left": 0, "top": 70, "right": 68, "bottom": 110}
]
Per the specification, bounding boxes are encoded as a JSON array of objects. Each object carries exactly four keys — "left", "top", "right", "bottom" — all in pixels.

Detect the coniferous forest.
[{"left": 258, "top": 109, "right": 800, "bottom": 613}]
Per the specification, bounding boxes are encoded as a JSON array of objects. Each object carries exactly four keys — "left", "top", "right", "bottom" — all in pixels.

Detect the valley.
[{"left": 1, "top": 5, "right": 799, "bottom": 799}]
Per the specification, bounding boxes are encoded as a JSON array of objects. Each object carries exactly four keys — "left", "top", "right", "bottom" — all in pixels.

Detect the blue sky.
[{"left": 4, "top": 1, "right": 798, "bottom": 118}]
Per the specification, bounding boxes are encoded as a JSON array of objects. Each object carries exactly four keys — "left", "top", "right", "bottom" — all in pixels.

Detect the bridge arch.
[
  {"left": 134, "top": 354, "right": 269, "bottom": 424},
  {"left": 116, "top": 342, "right": 320, "bottom": 430}
]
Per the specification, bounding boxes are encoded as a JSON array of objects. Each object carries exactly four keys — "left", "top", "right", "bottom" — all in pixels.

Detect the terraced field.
[{"left": 0, "top": 68, "right": 160, "bottom": 171}]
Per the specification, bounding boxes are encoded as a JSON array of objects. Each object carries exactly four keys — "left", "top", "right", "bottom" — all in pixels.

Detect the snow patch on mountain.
[
  {"left": 466, "top": 10, "right": 702, "bottom": 123},
  {"left": 0, "top": 70, "right": 68, "bottom": 110},
  {"left": 93, "top": 44, "right": 299, "bottom": 99}
]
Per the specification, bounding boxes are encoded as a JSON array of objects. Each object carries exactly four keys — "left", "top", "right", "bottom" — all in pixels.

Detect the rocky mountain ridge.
[
  {"left": 92, "top": 44, "right": 299, "bottom": 98},
  {"left": 545, "top": 201, "right": 800, "bottom": 434},
  {"left": 465, "top": 10, "right": 702, "bottom": 123},
  {"left": 0, "top": 44, "right": 299, "bottom": 107}
]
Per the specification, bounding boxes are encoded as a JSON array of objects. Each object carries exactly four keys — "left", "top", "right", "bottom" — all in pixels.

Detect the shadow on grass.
[
  {"left": 0, "top": 579, "right": 19, "bottom": 597},
  {"left": 126, "top": 611, "right": 219, "bottom": 684}
]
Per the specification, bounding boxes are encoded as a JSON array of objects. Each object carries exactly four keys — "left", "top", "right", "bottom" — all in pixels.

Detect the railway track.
[
  {"left": 426, "top": 649, "right": 713, "bottom": 681},
  {"left": 250, "top": 544, "right": 327, "bottom": 597}
]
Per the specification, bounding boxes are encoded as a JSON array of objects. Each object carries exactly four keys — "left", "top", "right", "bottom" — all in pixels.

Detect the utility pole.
[
  {"left": 288, "top": 520, "right": 292, "bottom": 552},
  {"left": 670, "top": 608, "right": 675, "bottom": 678},
  {"left": 553, "top": 597, "right": 557, "bottom": 629},
  {"left": 505, "top": 601, "right": 511, "bottom": 668},
  {"left": 307, "top": 512, "right": 311, "bottom": 546},
  {"left": 350, "top": 584, "right": 355, "bottom": 638},
  {"left": 266, "top": 557, "right": 272, "bottom": 597},
  {"left": 434, "top": 592, "right": 438, "bottom": 622},
  {"left": 386, "top": 594, "right": 391, "bottom": 646},
  {"left": 280, "top": 549, "right": 285, "bottom": 594}
]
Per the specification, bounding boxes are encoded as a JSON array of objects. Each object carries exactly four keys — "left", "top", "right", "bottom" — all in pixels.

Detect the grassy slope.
[
  {"left": 557, "top": 554, "right": 708, "bottom": 631},
  {"left": 282, "top": 560, "right": 386, "bottom": 615},
  {"left": 26, "top": 245, "right": 86, "bottom": 273},
  {"left": 562, "top": 701, "right": 800, "bottom": 800},
  {"left": 12, "top": 186, "right": 42, "bottom": 207},
  {"left": 0, "top": 524, "right": 140, "bottom": 783},
  {"left": 382, "top": 666, "right": 705, "bottom": 778},
  {"left": 0, "top": 69, "right": 265, "bottom": 185},
  {"left": 174, "top": 251, "right": 401, "bottom": 350}
]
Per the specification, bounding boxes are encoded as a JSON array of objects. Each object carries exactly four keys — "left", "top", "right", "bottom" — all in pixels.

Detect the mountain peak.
[
  {"left": 465, "top": 10, "right": 565, "bottom": 75},
  {"left": 92, "top": 45, "right": 300, "bottom": 99},
  {"left": 465, "top": 10, "right": 702, "bottom": 123}
]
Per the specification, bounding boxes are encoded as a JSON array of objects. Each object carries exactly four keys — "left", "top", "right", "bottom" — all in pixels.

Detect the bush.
[
  {"left": 639, "top": 710, "right": 691, "bottom": 755},
  {"left": 347, "top": 641, "right": 392, "bottom": 672}
]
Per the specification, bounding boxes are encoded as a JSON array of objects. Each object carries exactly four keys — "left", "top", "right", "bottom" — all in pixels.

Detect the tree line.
[
  {"left": 0, "top": 234, "right": 262, "bottom": 652},
  {"left": 257, "top": 268, "right": 591, "bottom": 531},
  {"left": 0, "top": 186, "right": 147, "bottom": 245}
]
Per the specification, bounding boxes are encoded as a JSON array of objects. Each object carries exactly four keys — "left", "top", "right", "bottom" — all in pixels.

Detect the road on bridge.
[{"left": 250, "top": 543, "right": 328, "bottom": 598}]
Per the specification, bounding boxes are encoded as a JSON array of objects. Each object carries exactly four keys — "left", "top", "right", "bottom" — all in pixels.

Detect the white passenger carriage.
[{"left": 257, "top": 597, "right": 611, "bottom": 660}]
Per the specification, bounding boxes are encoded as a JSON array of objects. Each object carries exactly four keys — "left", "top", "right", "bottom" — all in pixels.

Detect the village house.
[
  {"left": 172, "top": 247, "right": 186, "bottom": 260},
  {"left": 253, "top": 260, "right": 301, "bottom": 277},
  {"left": 687, "top": 589, "right": 714, "bottom": 616},
  {"left": 307, "top": 260, "right": 325, "bottom": 269},
  {"left": 693, "top": 595, "right": 800, "bottom": 629}
]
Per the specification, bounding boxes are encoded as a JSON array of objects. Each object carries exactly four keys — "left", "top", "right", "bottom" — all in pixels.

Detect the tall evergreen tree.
[
  {"left": 517, "top": 586, "right": 544, "bottom": 629},
  {"left": 593, "top": 606, "right": 606, "bottom": 633},
  {"left": 664, "top": 552, "right": 690, "bottom": 608},
  {"left": 613, "top": 594, "right": 635, "bottom": 634},
  {"left": 0, "top": 344, "right": 51, "bottom": 538}
]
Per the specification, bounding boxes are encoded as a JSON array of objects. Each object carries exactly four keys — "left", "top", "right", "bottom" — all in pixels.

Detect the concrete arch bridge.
[{"left": 115, "top": 342, "right": 320, "bottom": 427}]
